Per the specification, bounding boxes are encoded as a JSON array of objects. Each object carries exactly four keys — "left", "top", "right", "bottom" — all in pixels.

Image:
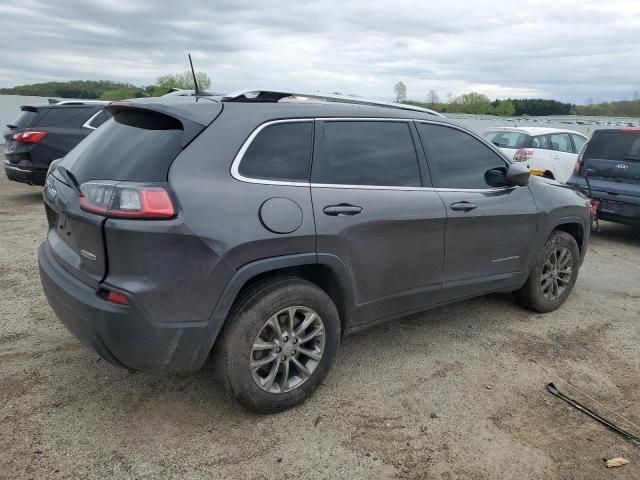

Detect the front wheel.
[
  {"left": 515, "top": 231, "right": 580, "bottom": 313},
  {"left": 216, "top": 277, "right": 340, "bottom": 413}
]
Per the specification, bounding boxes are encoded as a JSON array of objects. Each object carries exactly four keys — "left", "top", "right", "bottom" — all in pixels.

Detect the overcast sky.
[{"left": 1, "top": 0, "right": 639, "bottom": 103}]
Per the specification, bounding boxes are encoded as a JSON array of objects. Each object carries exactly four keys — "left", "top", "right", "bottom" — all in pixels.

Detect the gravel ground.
[{"left": 1, "top": 162, "right": 639, "bottom": 480}]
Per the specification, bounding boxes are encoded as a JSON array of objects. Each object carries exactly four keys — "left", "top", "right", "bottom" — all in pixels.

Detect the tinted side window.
[
  {"left": 571, "top": 134, "right": 586, "bottom": 153},
  {"left": 312, "top": 121, "right": 421, "bottom": 187},
  {"left": 549, "top": 133, "right": 572, "bottom": 153},
  {"left": 239, "top": 122, "right": 313, "bottom": 182},
  {"left": 417, "top": 123, "right": 507, "bottom": 189}
]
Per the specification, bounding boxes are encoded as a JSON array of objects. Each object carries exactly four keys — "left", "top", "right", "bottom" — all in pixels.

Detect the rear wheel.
[
  {"left": 515, "top": 231, "right": 580, "bottom": 313},
  {"left": 216, "top": 277, "right": 340, "bottom": 413}
]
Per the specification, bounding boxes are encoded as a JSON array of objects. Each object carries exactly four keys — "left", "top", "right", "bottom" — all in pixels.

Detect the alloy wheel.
[
  {"left": 250, "top": 306, "right": 325, "bottom": 394},
  {"left": 540, "top": 246, "right": 573, "bottom": 301}
]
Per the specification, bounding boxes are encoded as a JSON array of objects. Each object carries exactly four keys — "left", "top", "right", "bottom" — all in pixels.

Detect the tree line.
[
  {"left": 0, "top": 72, "right": 213, "bottom": 101},
  {"left": 394, "top": 81, "right": 639, "bottom": 117}
]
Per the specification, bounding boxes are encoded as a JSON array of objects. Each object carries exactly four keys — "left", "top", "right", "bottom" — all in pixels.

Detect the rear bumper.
[
  {"left": 567, "top": 181, "right": 640, "bottom": 225},
  {"left": 4, "top": 162, "right": 47, "bottom": 186},
  {"left": 38, "top": 242, "right": 216, "bottom": 371}
]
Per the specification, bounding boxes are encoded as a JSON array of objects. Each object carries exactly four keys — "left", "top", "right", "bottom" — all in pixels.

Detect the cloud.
[{"left": 1, "top": 0, "right": 639, "bottom": 103}]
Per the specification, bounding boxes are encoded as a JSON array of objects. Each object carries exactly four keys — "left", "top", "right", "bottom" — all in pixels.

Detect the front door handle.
[
  {"left": 323, "top": 204, "right": 363, "bottom": 216},
  {"left": 450, "top": 201, "right": 477, "bottom": 212}
]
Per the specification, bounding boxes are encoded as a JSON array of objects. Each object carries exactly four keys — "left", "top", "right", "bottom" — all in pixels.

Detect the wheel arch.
[
  {"left": 549, "top": 217, "right": 587, "bottom": 255},
  {"left": 210, "top": 253, "right": 358, "bottom": 343}
]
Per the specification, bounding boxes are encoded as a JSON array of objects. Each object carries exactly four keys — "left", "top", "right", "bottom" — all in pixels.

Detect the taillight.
[
  {"left": 574, "top": 141, "right": 590, "bottom": 174},
  {"left": 513, "top": 149, "right": 534, "bottom": 162},
  {"left": 12, "top": 130, "right": 47, "bottom": 143},
  {"left": 79, "top": 181, "right": 175, "bottom": 219}
]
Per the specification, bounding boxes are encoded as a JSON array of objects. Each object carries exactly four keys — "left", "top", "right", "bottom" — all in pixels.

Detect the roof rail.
[
  {"left": 221, "top": 89, "right": 445, "bottom": 117},
  {"left": 55, "top": 100, "right": 108, "bottom": 106}
]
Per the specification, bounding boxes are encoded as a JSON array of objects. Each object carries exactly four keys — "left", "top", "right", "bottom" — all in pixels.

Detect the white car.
[{"left": 483, "top": 127, "right": 588, "bottom": 183}]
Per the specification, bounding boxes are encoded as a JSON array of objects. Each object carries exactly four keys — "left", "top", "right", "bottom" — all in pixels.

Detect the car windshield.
[
  {"left": 585, "top": 131, "right": 640, "bottom": 162},
  {"left": 483, "top": 130, "right": 530, "bottom": 149}
]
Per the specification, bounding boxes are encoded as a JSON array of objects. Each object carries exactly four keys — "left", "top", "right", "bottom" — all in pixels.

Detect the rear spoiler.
[
  {"left": 20, "top": 105, "right": 39, "bottom": 113},
  {"left": 105, "top": 100, "right": 223, "bottom": 149},
  {"left": 106, "top": 97, "right": 222, "bottom": 126}
]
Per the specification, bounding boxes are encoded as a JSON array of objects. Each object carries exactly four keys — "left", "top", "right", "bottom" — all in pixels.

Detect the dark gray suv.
[{"left": 38, "top": 91, "right": 591, "bottom": 412}]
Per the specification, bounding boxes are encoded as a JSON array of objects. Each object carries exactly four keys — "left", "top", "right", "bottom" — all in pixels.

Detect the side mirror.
[{"left": 505, "top": 163, "right": 530, "bottom": 186}]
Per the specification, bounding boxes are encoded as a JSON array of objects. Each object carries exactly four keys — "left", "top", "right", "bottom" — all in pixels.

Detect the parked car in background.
[
  {"left": 38, "top": 91, "right": 590, "bottom": 413},
  {"left": 483, "top": 127, "right": 588, "bottom": 183},
  {"left": 567, "top": 128, "right": 640, "bottom": 225},
  {"left": 3, "top": 101, "right": 109, "bottom": 186}
]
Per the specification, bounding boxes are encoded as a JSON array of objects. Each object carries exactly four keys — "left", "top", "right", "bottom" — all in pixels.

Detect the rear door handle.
[
  {"left": 323, "top": 204, "right": 363, "bottom": 216},
  {"left": 450, "top": 201, "right": 477, "bottom": 212}
]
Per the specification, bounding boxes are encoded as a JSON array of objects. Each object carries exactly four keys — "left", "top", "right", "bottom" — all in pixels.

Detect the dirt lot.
[{"left": 1, "top": 163, "right": 639, "bottom": 480}]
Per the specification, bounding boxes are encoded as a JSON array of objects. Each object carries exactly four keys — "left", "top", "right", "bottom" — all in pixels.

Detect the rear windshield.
[
  {"left": 8, "top": 110, "right": 37, "bottom": 129},
  {"left": 585, "top": 131, "right": 640, "bottom": 162},
  {"left": 61, "top": 109, "right": 183, "bottom": 183},
  {"left": 483, "top": 130, "right": 531, "bottom": 149}
]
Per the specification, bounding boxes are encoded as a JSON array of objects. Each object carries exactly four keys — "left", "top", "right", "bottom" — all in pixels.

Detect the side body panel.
[
  {"left": 436, "top": 186, "right": 538, "bottom": 301},
  {"left": 527, "top": 177, "right": 591, "bottom": 259},
  {"left": 312, "top": 186, "right": 447, "bottom": 323},
  {"left": 167, "top": 106, "right": 317, "bottom": 325}
]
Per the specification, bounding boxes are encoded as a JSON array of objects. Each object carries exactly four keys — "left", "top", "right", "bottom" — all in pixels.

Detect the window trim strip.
[{"left": 230, "top": 117, "right": 517, "bottom": 193}]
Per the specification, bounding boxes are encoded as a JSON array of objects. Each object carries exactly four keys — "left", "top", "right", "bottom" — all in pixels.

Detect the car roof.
[
  {"left": 483, "top": 126, "right": 586, "bottom": 136},
  {"left": 115, "top": 95, "right": 462, "bottom": 128}
]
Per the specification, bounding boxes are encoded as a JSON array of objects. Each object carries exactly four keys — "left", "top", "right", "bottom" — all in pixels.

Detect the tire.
[
  {"left": 515, "top": 231, "right": 580, "bottom": 313},
  {"left": 215, "top": 277, "right": 340, "bottom": 413}
]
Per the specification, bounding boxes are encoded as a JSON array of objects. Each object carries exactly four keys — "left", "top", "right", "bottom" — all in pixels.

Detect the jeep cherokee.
[{"left": 38, "top": 91, "right": 591, "bottom": 412}]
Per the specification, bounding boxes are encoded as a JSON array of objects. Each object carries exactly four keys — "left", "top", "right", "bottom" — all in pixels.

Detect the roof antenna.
[{"left": 188, "top": 53, "right": 200, "bottom": 97}]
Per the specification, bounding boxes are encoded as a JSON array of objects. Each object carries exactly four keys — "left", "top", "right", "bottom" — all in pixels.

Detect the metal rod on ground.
[{"left": 547, "top": 383, "right": 640, "bottom": 445}]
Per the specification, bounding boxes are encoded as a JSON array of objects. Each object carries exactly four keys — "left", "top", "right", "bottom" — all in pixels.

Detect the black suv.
[
  {"left": 3, "top": 101, "right": 109, "bottom": 185},
  {"left": 567, "top": 128, "right": 640, "bottom": 225},
  {"left": 38, "top": 91, "right": 591, "bottom": 412}
]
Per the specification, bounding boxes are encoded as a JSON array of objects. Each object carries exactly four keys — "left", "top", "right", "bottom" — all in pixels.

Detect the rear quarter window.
[
  {"left": 60, "top": 109, "right": 184, "bottom": 183},
  {"left": 238, "top": 122, "right": 313, "bottom": 182}
]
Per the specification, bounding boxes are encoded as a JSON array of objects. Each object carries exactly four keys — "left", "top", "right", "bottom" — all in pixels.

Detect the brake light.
[
  {"left": 12, "top": 130, "right": 47, "bottom": 143},
  {"left": 590, "top": 200, "right": 600, "bottom": 217},
  {"left": 513, "top": 149, "right": 534, "bottom": 162},
  {"left": 79, "top": 182, "right": 175, "bottom": 219}
]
